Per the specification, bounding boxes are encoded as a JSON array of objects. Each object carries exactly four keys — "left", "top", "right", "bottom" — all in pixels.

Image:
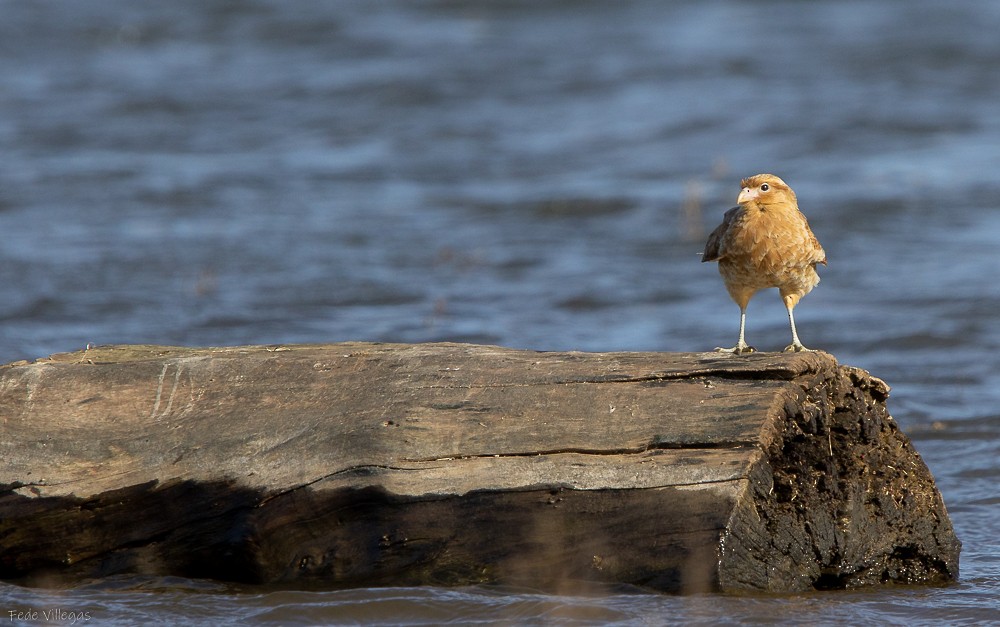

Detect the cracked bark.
[{"left": 0, "top": 342, "right": 959, "bottom": 592}]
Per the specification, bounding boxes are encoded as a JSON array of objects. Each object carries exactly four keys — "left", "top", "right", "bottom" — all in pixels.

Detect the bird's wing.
[
  {"left": 802, "top": 216, "right": 827, "bottom": 266},
  {"left": 811, "top": 237, "right": 827, "bottom": 266},
  {"left": 701, "top": 206, "right": 740, "bottom": 262}
]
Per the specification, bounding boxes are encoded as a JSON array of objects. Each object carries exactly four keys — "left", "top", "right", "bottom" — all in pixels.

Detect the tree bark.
[{"left": 0, "top": 342, "right": 960, "bottom": 592}]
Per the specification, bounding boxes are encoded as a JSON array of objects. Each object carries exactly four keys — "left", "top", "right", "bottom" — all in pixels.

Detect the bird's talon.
[
  {"left": 783, "top": 343, "right": 813, "bottom": 353},
  {"left": 715, "top": 345, "right": 756, "bottom": 355}
]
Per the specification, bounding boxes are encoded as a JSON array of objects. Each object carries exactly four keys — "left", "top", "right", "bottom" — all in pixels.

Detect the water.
[{"left": 1, "top": 0, "right": 998, "bottom": 623}]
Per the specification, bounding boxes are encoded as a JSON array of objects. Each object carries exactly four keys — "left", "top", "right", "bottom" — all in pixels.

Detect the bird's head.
[{"left": 737, "top": 174, "right": 796, "bottom": 208}]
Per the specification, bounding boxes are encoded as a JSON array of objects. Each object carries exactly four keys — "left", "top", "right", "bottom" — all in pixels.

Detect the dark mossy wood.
[{"left": 0, "top": 342, "right": 959, "bottom": 592}]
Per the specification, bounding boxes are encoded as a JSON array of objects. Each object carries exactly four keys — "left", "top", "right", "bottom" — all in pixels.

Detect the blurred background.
[{"left": 1, "top": 0, "right": 997, "bottom": 623}]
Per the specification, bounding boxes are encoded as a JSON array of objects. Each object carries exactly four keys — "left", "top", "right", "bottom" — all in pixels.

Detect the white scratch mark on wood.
[
  {"left": 150, "top": 363, "right": 168, "bottom": 419},
  {"left": 163, "top": 364, "right": 182, "bottom": 417},
  {"left": 151, "top": 363, "right": 183, "bottom": 420}
]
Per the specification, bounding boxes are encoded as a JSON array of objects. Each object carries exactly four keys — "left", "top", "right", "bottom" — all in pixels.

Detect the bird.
[{"left": 701, "top": 174, "right": 826, "bottom": 354}]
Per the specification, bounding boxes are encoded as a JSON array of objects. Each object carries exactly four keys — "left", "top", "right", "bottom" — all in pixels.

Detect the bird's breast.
[{"left": 718, "top": 205, "right": 824, "bottom": 286}]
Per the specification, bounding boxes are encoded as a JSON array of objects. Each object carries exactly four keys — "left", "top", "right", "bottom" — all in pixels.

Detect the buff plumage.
[{"left": 702, "top": 174, "right": 826, "bottom": 353}]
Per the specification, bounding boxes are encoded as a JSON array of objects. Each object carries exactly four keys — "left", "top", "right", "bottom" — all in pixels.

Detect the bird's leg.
[
  {"left": 782, "top": 296, "right": 812, "bottom": 352},
  {"left": 715, "top": 306, "right": 755, "bottom": 354}
]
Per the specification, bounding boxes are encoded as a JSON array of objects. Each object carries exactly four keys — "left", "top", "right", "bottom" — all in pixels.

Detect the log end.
[{"left": 720, "top": 364, "right": 960, "bottom": 592}]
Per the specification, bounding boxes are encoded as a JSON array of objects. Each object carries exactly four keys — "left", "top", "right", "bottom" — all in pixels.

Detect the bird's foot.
[
  {"left": 782, "top": 342, "right": 814, "bottom": 353},
  {"left": 715, "top": 344, "right": 756, "bottom": 355}
]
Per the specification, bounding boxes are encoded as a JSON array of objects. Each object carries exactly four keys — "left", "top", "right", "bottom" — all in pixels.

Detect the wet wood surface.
[{"left": 0, "top": 342, "right": 960, "bottom": 592}]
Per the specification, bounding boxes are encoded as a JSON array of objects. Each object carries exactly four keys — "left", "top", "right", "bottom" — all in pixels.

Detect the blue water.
[{"left": 1, "top": 1, "right": 998, "bottom": 624}]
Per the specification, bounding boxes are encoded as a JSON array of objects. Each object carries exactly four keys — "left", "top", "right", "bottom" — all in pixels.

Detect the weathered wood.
[{"left": 0, "top": 342, "right": 959, "bottom": 592}]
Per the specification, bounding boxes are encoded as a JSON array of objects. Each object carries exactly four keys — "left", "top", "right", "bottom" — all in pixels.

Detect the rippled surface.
[{"left": 1, "top": 0, "right": 998, "bottom": 623}]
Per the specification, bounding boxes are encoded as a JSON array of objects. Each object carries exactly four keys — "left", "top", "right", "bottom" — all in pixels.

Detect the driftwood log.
[{"left": 0, "top": 342, "right": 959, "bottom": 592}]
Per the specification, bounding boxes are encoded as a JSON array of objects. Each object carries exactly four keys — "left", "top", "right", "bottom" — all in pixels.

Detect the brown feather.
[{"left": 701, "top": 206, "right": 739, "bottom": 262}]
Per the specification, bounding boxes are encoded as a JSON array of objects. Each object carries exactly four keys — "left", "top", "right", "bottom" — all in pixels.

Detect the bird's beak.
[{"left": 737, "top": 187, "right": 757, "bottom": 204}]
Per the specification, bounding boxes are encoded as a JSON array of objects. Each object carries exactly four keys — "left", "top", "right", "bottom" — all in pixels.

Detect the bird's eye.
[{"left": 760, "top": 183, "right": 770, "bottom": 191}]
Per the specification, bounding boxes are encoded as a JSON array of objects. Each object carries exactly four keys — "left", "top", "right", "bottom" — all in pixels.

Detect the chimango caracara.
[{"left": 702, "top": 174, "right": 826, "bottom": 353}]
